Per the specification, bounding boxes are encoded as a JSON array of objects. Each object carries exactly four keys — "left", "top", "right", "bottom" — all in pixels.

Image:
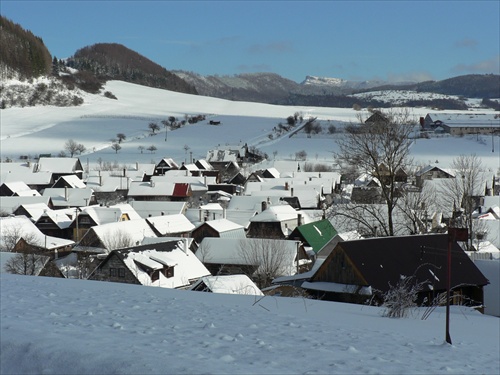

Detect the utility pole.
[{"left": 445, "top": 226, "right": 468, "bottom": 345}]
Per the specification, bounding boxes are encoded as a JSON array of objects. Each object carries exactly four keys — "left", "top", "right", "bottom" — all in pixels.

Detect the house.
[
  {"left": 35, "top": 157, "right": 84, "bottom": 180},
  {"left": 415, "top": 165, "right": 455, "bottom": 188},
  {"left": 191, "top": 218, "right": 246, "bottom": 245},
  {"left": 51, "top": 175, "right": 86, "bottom": 189},
  {"left": 71, "top": 203, "right": 142, "bottom": 241},
  {"left": 246, "top": 203, "right": 311, "bottom": 239},
  {"left": 128, "top": 200, "right": 187, "bottom": 219},
  {"left": 288, "top": 219, "right": 338, "bottom": 255},
  {"left": 365, "top": 111, "right": 389, "bottom": 125},
  {"left": 42, "top": 187, "right": 96, "bottom": 208},
  {"left": 34, "top": 209, "right": 73, "bottom": 239},
  {"left": 154, "top": 158, "right": 180, "bottom": 175},
  {"left": 0, "top": 216, "right": 74, "bottom": 258},
  {"left": 89, "top": 239, "right": 210, "bottom": 289},
  {"left": 302, "top": 234, "right": 489, "bottom": 307},
  {"left": 77, "top": 219, "right": 157, "bottom": 251},
  {"left": 0, "top": 196, "right": 54, "bottom": 215},
  {"left": 0, "top": 181, "right": 41, "bottom": 197},
  {"left": 0, "top": 162, "right": 55, "bottom": 191},
  {"left": 190, "top": 274, "right": 263, "bottom": 296},
  {"left": 195, "top": 237, "right": 309, "bottom": 287},
  {"left": 146, "top": 214, "right": 194, "bottom": 237},
  {"left": 423, "top": 113, "right": 500, "bottom": 135},
  {"left": 12, "top": 202, "right": 53, "bottom": 221}
]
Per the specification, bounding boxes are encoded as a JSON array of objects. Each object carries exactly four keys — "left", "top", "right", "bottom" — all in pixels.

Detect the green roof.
[{"left": 295, "top": 219, "right": 337, "bottom": 253}]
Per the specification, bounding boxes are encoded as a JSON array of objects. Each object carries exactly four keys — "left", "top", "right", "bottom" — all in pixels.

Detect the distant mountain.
[{"left": 67, "top": 43, "right": 197, "bottom": 95}]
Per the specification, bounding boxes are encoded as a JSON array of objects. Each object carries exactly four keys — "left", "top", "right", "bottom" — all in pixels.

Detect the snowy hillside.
[{"left": 1, "top": 273, "right": 499, "bottom": 375}]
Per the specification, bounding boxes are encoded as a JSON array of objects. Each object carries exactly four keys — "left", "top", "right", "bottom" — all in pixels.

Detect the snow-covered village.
[{"left": 1, "top": 6, "right": 500, "bottom": 374}]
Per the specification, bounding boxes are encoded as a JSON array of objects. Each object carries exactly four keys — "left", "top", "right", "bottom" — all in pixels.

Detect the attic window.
[
  {"left": 162, "top": 266, "right": 175, "bottom": 278},
  {"left": 151, "top": 270, "right": 160, "bottom": 282}
]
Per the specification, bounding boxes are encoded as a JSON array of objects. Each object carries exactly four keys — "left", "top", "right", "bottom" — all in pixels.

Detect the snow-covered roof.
[
  {"left": 1, "top": 181, "right": 40, "bottom": 196},
  {"left": 86, "top": 219, "right": 157, "bottom": 250},
  {"left": 190, "top": 275, "right": 263, "bottom": 296},
  {"left": 127, "top": 181, "right": 174, "bottom": 197},
  {"left": 426, "top": 112, "right": 500, "bottom": 127},
  {"left": 42, "top": 187, "right": 94, "bottom": 207},
  {"left": 36, "top": 157, "right": 82, "bottom": 173},
  {"left": 80, "top": 203, "right": 142, "bottom": 225},
  {"left": 249, "top": 204, "right": 311, "bottom": 223},
  {"left": 0, "top": 216, "right": 74, "bottom": 250},
  {"left": 196, "top": 237, "right": 300, "bottom": 277},
  {"left": 128, "top": 201, "right": 187, "bottom": 219},
  {"left": 200, "top": 218, "right": 246, "bottom": 237},
  {"left": 54, "top": 174, "right": 86, "bottom": 188},
  {"left": 0, "top": 196, "right": 52, "bottom": 215},
  {"left": 0, "top": 170, "right": 53, "bottom": 186},
  {"left": 146, "top": 214, "right": 195, "bottom": 235},
  {"left": 120, "top": 242, "right": 210, "bottom": 288}
]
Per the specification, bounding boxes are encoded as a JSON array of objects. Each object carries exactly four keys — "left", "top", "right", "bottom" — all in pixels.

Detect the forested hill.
[
  {"left": 67, "top": 43, "right": 197, "bottom": 95},
  {"left": 0, "top": 16, "right": 52, "bottom": 79}
]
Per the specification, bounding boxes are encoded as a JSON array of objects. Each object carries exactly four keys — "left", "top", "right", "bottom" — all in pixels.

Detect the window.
[
  {"left": 110, "top": 268, "right": 117, "bottom": 277},
  {"left": 166, "top": 266, "right": 174, "bottom": 278},
  {"left": 118, "top": 268, "right": 125, "bottom": 278}
]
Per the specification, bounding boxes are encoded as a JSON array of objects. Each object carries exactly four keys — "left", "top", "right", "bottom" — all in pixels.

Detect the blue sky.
[{"left": 2, "top": 1, "right": 499, "bottom": 83}]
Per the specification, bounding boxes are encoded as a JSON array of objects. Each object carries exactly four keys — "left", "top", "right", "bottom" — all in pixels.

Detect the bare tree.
[
  {"left": 397, "top": 182, "right": 437, "bottom": 235},
  {"left": 334, "top": 109, "right": 415, "bottom": 236},
  {"left": 439, "top": 154, "right": 485, "bottom": 250},
  {"left": 148, "top": 122, "right": 160, "bottom": 134},
  {"left": 147, "top": 145, "right": 157, "bottom": 154},
  {"left": 75, "top": 143, "right": 86, "bottom": 155},
  {"left": 111, "top": 143, "right": 122, "bottom": 153},
  {"left": 238, "top": 239, "right": 296, "bottom": 289},
  {"left": 116, "top": 133, "right": 126, "bottom": 143},
  {"left": 101, "top": 229, "right": 134, "bottom": 251},
  {"left": 5, "top": 252, "right": 48, "bottom": 276},
  {"left": 138, "top": 145, "right": 145, "bottom": 154}
]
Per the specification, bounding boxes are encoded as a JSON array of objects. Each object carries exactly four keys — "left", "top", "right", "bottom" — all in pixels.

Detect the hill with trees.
[
  {"left": 0, "top": 16, "right": 52, "bottom": 79},
  {"left": 67, "top": 43, "right": 197, "bottom": 95}
]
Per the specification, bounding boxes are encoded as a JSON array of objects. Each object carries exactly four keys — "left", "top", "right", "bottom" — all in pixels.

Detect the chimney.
[
  {"left": 291, "top": 187, "right": 294, "bottom": 196},
  {"left": 99, "top": 175, "right": 102, "bottom": 186},
  {"left": 123, "top": 168, "right": 126, "bottom": 177},
  {"left": 261, "top": 201, "right": 268, "bottom": 212},
  {"left": 297, "top": 213, "right": 302, "bottom": 226},
  {"left": 64, "top": 186, "right": 68, "bottom": 201},
  {"left": 183, "top": 238, "right": 189, "bottom": 254},
  {"left": 285, "top": 182, "right": 289, "bottom": 190},
  {"left": 136, "top": 161, "right": 139, "bottom": 170},
  {"left": 223, "top": 206, "right": 226, "bottom": 219},
  {"left": 204, "top": 175, "right": 207, "bottom": 186}
]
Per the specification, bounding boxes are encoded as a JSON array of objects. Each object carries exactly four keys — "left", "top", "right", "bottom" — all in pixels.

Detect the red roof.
[{"left": 172, "top": 183, "right": 190, "bottom": 197}]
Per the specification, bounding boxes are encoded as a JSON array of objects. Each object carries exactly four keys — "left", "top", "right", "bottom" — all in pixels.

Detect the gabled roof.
[
  {"left": 415, "top": 165, "right": 455, "bottom": 177},
  {"left": 290, "top": 219, "right": 338, "bottom": 253},
  {"left": 0, "top": 170, "right": 53, "bottom": 186},
  {"left": 80, "top": 204, "right": 142, "bottom": 225},
  {"left": 197, "top": 218, "right": 246, "bottom": 237},
  {"left": 249, "top": 204, "right": 310, "bottom": 223},
  {"left": 0, "top": 196, "right": 53, "bottom": 215},
  {"left": 172, "top": 183, "right": 190, "bottom": 197},
  {"left": 36, "top": 157, "right": 83, "bottom": 173},
  {"left": 35, "top": 210, "right": 73, "bottom": 229},
  {"left": 0, "top": 216, "right": 74, "bottom": 250},
  {"left": 146, "top": 214, "right": 195, "bottom": 235},
  {"left": 81, "top": 219, "right": 157, "bottom": 250},
  {"left": 127, "top": 181, "right": 174, "bottom": 197},
  {"left": 196, "top": 237, "right": 300, "bottom": 276},
  {"left": 128, "top": 201, "right": 187, "bottom": 218},
  {"left": 190, "top": 275, "right": 263, "bottom": 295},
  {"left": 53, "top": 175, "right": 86, "bottom": 188},
  {"left": 42, "top": 188, "right": 94, "bottom": 207},
  {"left": 314, "top": 234, "right": 489, "bottom": 293},
  {"left": 13, "top": 202, "right": 52, "bottom": 221},
  {"left": 115, "top": 240, "right": 210, "bottom": 288},
  {"left": 1, "top": 181, "right": 40, "bottom": 196},
  {"left": 195, "top": 159, "right": 213, "bottom": 171}
]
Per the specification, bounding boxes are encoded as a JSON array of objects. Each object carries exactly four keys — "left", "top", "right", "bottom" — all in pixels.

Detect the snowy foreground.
[{"left": 1, "top": 274, "right": 499, "bottom": 375}]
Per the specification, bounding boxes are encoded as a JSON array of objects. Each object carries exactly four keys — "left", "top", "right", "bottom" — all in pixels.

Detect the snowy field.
[
  {"left": 1, "top": 80, "right": 499, "bottom": 171},
  {"left": 1, "top": 273, "right": 499, "bottom": 375}
]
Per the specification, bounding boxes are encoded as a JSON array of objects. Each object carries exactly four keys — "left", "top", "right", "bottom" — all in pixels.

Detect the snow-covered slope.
[{"left": 1, "top": 273, "right": 498, "bottom": 375}]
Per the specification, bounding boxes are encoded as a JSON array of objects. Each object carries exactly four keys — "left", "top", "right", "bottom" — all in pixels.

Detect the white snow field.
[
  {"left": 1, "top": 273, "right": 499, "bottom": 375},
  {"left": 1, "top": 80, "right": 499, "bottom": 171}
]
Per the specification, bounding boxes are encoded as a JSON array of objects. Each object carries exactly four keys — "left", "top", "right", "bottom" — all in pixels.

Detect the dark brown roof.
[{"left": 337, "top": 234, "right": 488, "bottom": 292}]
